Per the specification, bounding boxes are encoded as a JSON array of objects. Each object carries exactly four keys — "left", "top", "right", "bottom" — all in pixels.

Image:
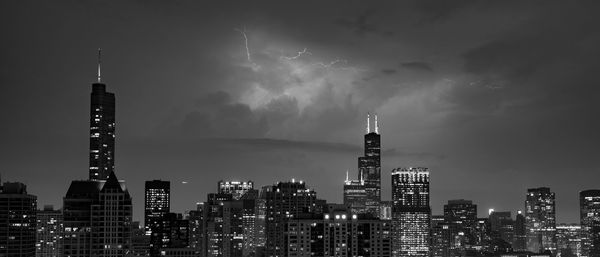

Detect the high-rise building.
[
  {"left": 285, "top": 211, "right": 392, "bottom": 257},
  {"left": 265, "top": 180, "right": 318, "bottom": 257},
  {"left": 217, "top": 181, "right": 254, "bottom": 201},
  {"left": 36, "top": 205, "right": 63, "bottom": 257},
  {"left": 223, "top": 199, "right": 256, "bottom": 257},
  {"left": 89, "top": 50, "right": 115, "bottom": 180},
  {"left": 0, "top": 181, "right": 37, "bottom": 257},
  {"left": 343, "top": 171, "right": 367, "bottom": 215},
  {"left": 431, "top": 221, "right": 459, "bottom": 257},
  {"left": 580, "top": 189, "right": 600, "bottom": 257},
  {"left": 525, "top": 187, "right": 557, "bottom": 254},
  {"left": 489, "top": 211, "right": 515, "bottom": 247},
  {"left": 391, "top": 167, "right": 431, "bottom": 257},
  {"left": 203, "top": 193, "right": 233, "bottom": 257},
  {"left": 188, "top": 203, "right": 203, "bottom": 251},
  {"left": 514, "top": 210, "right": 527, "bottom": 252},
  {"left": 90, "top": 172, "right": 133, "bottom": 256},
  {"left": 63, "top": 172, "right": 133, "bottom": 257},
  {"left": 556, "top": 224, "right": 583, "bottom": 257},
  {"left": 444, "top": 199, "right": 478, "bottom": 247},
  {"left": 358, "top": 114, "right": 381, "bottom": 217},
  {"left": 145, "top": 180, "right": 171, "bottom": 255}
]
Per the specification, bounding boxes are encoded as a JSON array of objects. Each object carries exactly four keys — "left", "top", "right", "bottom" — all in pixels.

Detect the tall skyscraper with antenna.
[
  {"left": 358, "top": 113, "right": 381, "bottom": 216},
  {"left": 89, "top": 48, "right": 116, "bottom": 180}
]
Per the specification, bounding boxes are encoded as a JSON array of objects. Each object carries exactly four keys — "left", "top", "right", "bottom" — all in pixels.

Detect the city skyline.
[{"left": 1, "top": 1, "right": 600, "bottom": 225}]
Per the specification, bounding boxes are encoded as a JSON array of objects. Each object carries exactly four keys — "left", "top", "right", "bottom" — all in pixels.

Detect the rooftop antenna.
[
  {"left": 366, "top": 113, "right": 370, "bottom": 134},
  {"left": 345, "top": 170, "right": 349, "bottom": 182},
  {"left": 375, "top": 114, "right": 379, "bottom": 134},
  {"left": 97, "top": 48, "right": 102, "bottom": 83}
]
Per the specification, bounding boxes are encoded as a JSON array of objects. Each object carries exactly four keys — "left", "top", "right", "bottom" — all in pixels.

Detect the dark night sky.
[{"left": 1, "top": 1, "right": 599, "bottom": 223}]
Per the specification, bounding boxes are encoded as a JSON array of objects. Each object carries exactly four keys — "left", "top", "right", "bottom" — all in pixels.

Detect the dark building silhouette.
[
  {"left": 358, "top": 114, "right": 381, "bottom": 217},
  {"left": 264, "top": 180, "right": 318, "bottom": 257},
  {"left": 203, "top": 193, "right": 232, "bottom": 257},
  {"left": 35, "top": 205, "right": 63, "bottom": 257},
  {"left": 489, "top": 210, "right": 515, "bottom": 248},
  {"left": 580, "top": 189, "right": 600, "bottom": 257},
  {"left": 444, "top": 199, "right": 478, "bottom": 250},
  {"left": 525, "top": 187, "right": 557, "bottom": 254},
  {"left": 63, "top": 172, "right": 132, "bottom": 257},
  {"left": 514, "top": 211, "right": 527, "bottom": 252},
  {"left": 188, "top": 203, "right": 204, "bottom": 252},
  {"left": 88, "top": 63, "right": 116, "bottom": 180},
  {"left": 145, "top": 180, "right": 171, "bottom": 256},
  {"left": 0, "top": 181, "right": 37, "bottom": 257},
  {"left": 391, "top": 167, "right": 430, "bottom": 257}
]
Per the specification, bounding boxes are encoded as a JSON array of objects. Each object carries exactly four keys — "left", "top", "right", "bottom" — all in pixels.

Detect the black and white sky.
[{"left": 1, "top": 1, "right": 599, "bottom": 223}]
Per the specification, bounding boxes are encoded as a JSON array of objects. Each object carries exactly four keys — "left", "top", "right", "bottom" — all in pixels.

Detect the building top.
[
  {"left": 527, "top": 187, "right": 552, "bottom": 193},
  {"left": 391, "top": 167, "right": 429, "bottom": 175},
  {"left": 446, "top": 199, "right": 473, "bottom": 205},
  {"left": 1, "top": 181, "right": 29, "bottom": 194},
  {"left": 66, "top": 174, "right": 129, "bottom": 198},
  {"left": 580, "top": 189, "right": 600, "bottom": 196}
]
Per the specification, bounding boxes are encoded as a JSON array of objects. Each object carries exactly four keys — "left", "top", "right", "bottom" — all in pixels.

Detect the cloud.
[{"left": 400, "top": 61, "right": 433, "bottom": 72}]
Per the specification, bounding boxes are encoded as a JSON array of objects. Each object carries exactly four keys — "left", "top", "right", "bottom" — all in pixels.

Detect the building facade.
[
  {"left": 580, "top": 190, "right": 600, "bottom": 257},
  {"left": 391, "top": 167, "right": 431, "bottom": 257},
  {"left": 0, "top": 182, "right": 37, "bottom": 257},
  {"left": 36, "top": 205, "right": 63, "bottom": 257},
  {"left": 145, "top": 180, "right": 171, "bottom": 256},
  {"left": 525, "top": 187, "right": 557, "bottom": 254},
  {"left": 89, "top": 82, "right": 116, "bottom": 181},
  {"left": 285, "top": 212, "right": 392, "bottom": 257},
  {"left": 265, "top": 181, "right": 318, "bottom": 257}
]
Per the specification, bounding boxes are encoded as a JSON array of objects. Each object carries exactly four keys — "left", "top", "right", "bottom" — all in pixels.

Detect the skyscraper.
[
  {"left": 514, "top": 210, "right": 527, "bottom": 252},
  {"left": 525, "top": 187, "right": 557, "bottom": 254},
  {"left": 89, "top": 49, "right": 116, "bottom": 180},
  {"left": 145, "top": 180, "right": 171, "bottom": 256},
  {"left": 580, "top": 189, "right": 600, "bottom": 257},
  {"left": 90, "top": 172, "right": 133, "bottom": 256},
  {"left": 0, "top": 181, "right": 37, "bottom": 257},
  {"left": 343, "top": 171, "right": 367, "bottom": 215},
  {"left": 358, "top": 114, "right": 381, "bottom": 217},
  {"left": 264, "top": 180, "right": 318, "bottom": 257},
  {"left": 489, "top": 211, "right": 515, "bottom": 247},
  {"left": 444, "top": 199, "right": 478, "bottom": 249},
  {"left": 63, "top": 177, "right": 132, "bottom": 256},
  {"left": 391, "top": 167, "right": 431, "bottom": 257},
  {"left": 36, "top": 205, "right": 63, "bottom": 257}
]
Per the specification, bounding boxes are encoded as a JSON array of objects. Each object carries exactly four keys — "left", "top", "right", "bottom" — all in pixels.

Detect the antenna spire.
[
  {"left": 366, "top": 113, "right": 370, "bottom": 134},
  {"left": 345, "top": 170, "right": 349, "bottom": 182},
  {"left": 375, "top": 114, "right": 379, "bottom": 134},
  {"left": 97, "top": 48, "right": 102, "bottom": 83}
]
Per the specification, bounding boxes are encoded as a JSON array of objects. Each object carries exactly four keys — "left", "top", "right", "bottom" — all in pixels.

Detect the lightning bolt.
[
  {"left": 281, "top": 48, "right": 312, "bottom": 60},
  {"left": 234, "top": 27, "right": 257, "bottom": 67}
]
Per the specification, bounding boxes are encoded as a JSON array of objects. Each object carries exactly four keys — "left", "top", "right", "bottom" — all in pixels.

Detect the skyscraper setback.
[
  {"left": 358, "top": 114, "right": 381, "bottom": 217},
  {"left": 89, "top": 49, "right": 116, "bottom": 180}
]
